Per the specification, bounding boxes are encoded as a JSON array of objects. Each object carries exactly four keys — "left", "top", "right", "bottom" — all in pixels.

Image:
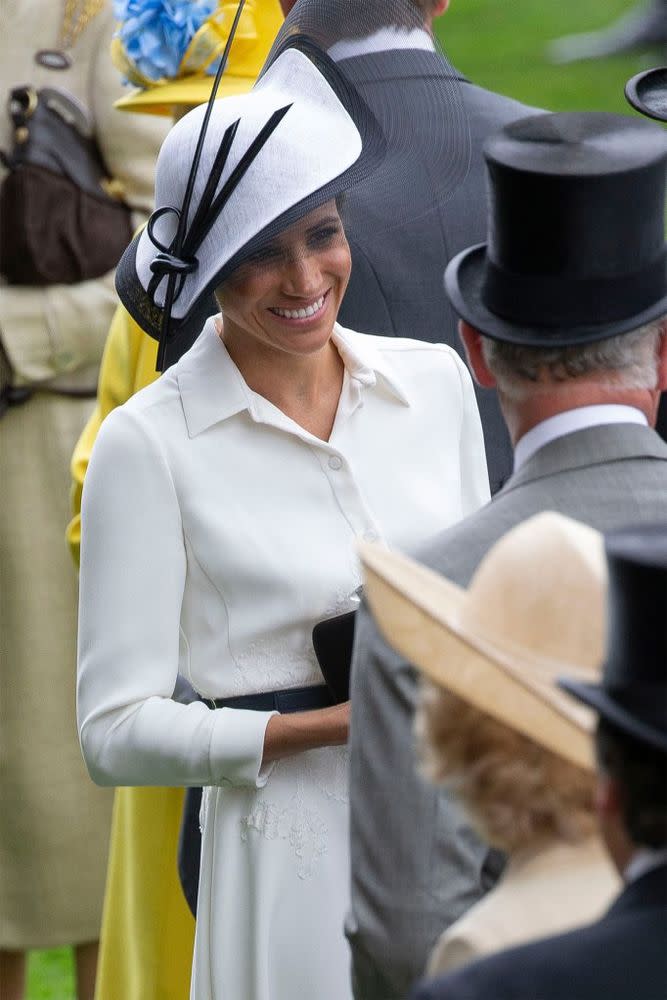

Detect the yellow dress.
[{"left": 68, "top": 305, "right": 195, "bottom": 1000}]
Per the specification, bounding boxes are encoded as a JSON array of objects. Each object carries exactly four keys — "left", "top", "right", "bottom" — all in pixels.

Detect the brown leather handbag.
[{"left": 0, "top": 85, "right": 133, "bottom": 285}]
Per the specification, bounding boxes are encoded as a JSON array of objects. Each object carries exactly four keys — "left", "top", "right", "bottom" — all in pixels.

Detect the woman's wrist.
[{"left": 261, "top": 703, "right": 349, "bottom": 765}]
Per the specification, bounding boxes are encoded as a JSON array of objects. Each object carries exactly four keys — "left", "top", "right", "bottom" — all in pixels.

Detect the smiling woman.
[
  {"left": 216, "top": 203, "right": 352, "bottom": 440},
  {"left": 77, "top": 9, "right": 490, "bottom": 1000},
  {"left": 218, "top": 202, "right": 351, "bottom": 356}
]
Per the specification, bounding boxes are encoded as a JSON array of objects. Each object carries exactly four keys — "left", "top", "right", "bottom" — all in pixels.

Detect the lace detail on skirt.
[
  {"left": 239, "top": 747, "right": 348, "bottom": 879},
  {"left": 240, "top": 798, "right": 328, "bottom": 880}
]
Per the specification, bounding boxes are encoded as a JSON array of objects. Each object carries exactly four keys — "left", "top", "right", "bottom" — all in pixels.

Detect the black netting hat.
[{"left": 115, "top": 0, "right": 470, "bottom": 369}]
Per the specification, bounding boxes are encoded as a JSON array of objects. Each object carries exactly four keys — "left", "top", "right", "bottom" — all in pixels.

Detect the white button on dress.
[{"left": 77, "top": 320, "right": 490, "bottom": 1000}]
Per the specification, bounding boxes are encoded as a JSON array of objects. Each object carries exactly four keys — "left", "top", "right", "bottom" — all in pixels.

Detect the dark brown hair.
[{"left": 596, "top": 719, "right": 667, "bottom": 849}]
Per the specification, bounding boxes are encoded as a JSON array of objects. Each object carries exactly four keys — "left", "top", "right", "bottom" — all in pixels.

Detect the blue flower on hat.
[{"left": 114, "top": 0, "right": 217, "bottom": 81}]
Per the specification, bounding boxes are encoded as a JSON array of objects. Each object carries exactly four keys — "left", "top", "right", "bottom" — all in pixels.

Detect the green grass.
[
  {"left": 27, "top": 948, "right": 75, "bottom": 999},
  {"left": 438, "top": 0, "right": 656, "bottom": 113},
  {"left": 26, "top": 2, "right": 660, "bottom": 998}
]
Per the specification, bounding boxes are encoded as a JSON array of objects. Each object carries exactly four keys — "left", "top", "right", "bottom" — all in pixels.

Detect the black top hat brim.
[
  {"left": 626, "top": 68, "right": 667, "bottom": 123},
  {"left": 445, "top": 243, "right": 667, "bottom": 347},
  {"left": 559, "top": 678, "right": 667, "bottom": 753}
]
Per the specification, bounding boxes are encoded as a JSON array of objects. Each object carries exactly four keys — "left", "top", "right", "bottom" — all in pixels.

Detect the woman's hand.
[{"left": 262, "top": 701, "right": 350, "bottom": 765}]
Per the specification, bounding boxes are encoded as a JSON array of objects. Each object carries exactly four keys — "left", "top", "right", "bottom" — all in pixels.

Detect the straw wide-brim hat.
[
  {"left": 359, "top": 512, "right": 607, "bottom": 771},
  {"left": 113, "top": 0, "right": 283, "bottom": 115}
]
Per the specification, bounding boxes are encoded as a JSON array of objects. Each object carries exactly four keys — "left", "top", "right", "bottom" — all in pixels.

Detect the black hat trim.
[
  {"left": 559, "top": 678, "right": 667, "bottom": 753},
  {"left": 483, "top": 251, "right": 667, "bottom": 329}
]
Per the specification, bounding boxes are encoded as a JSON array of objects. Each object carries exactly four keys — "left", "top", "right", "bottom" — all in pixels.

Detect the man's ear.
[
  {"left": 459, "top": 321, "right": 496, "bottom": 388},
  {"left": 594, "top": 771, "right": 621, "bottom": 822},
  {"left": 656, "top": 327, "right": 667, "bottom": 392},
  {"left": 433, "top": 0, "right": 450, "bottom": 16}
]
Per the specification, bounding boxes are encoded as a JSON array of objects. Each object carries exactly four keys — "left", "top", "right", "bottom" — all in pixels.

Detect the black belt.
[{"left": 207, "top": 683, "right": 333, "bottom": 713}]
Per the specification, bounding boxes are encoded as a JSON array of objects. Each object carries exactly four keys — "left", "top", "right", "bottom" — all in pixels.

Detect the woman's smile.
[{"left": 268, "top": 289, "right": 330, "bottom": 323}]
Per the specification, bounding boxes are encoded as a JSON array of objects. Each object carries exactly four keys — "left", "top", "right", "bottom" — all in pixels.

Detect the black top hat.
[
  {"left": 626, "top": 67, "right": 667, "bottom": 123},
  {"left": 560, "top": 525, "right": 667, "bottom": 753},
  {"left": 445, "top": 112, "right": 667, "bottom": 346}
]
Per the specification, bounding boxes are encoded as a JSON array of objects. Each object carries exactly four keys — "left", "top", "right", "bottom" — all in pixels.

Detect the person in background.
[
  {"left": 0, "top": 3, "right": 166, "bottom": 998},
  {"left": 346, "top": 110, "right": 667, "bottom": 1000},
  {"left": 66, "top": 3, "right": 283, "bottom": 998},
  {"left": 410, "top": 523, "right": 667, "bottom": 999},
  {"left": 549, "top": 0, "right": 667, "bottom": 63},
  {"left": 359, "top": 513, "right": 618, "bottom": 978},
  {"left": 279, "top": 0, "right": 542, "bottom": 495}
]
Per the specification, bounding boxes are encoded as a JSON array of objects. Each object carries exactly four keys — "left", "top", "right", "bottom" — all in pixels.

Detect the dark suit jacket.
[
  {"left": 411, "top": 862, "right": 667, "bottom": 1000},
  {"left": 337, "top": 49, "right": 541, "bottom": 493},
  {"left": 347, "top": 424, "right": 667, "bottom": 1000}
]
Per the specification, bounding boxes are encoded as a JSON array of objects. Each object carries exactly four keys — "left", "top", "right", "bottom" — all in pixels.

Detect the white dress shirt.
[
  {"left": 328, "top": 26, "right": 434, "bottom": 62},
  {"left": 514, "top": 405, "right": 648, "bottom": 472},
  {"left": 625, "top": 847, "right": 667, "bottom": 884}
]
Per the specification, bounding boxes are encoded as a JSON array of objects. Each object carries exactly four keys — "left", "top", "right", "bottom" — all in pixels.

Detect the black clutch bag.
[
  {"left": 0, "top": 85, "right": 133, "bottom": 285},
  {"left": 312, "top": 610, "right": 357, "bottom": 703}
]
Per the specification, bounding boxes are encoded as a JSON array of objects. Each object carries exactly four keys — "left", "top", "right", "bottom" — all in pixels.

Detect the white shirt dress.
[{"left": 77, "top": 320, "right": 489, "bottom": 999}]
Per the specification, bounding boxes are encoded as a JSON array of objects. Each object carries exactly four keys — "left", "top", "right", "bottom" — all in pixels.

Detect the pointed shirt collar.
[{"left": 176, "top": 318, "right": 410, "bottom": 437}]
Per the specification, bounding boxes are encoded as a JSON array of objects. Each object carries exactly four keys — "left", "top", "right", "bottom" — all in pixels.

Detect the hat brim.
[
  {"left": 359, "top": 541, "right": 596, "bottom": 771},
  {"left": 625, "top": 68, "right": 667, "bottom": 124},
  {"left": 114, "top": 73, "right": 256, "bottom": 115},
  {"left": 445, "top": 244, "right": 667, "bottom": 346},
  {"left": 558, "top": 678, "right": 667, "bottom": 752}
]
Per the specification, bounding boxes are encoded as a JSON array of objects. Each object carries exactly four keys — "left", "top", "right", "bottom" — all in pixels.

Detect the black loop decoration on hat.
[
  {"left": 149, "top": 253, "right": 198, "bottom": 279},
  {"left": 149, "top": 101, "right": 292, "bottom": 368},
  {"left": 146, "top": 207, "right": 198, "bottom": 304},
  {"left": 146, "top": 206, "right": 183, "bottom": 256},
  {"left": 153, "top": 0, "right": 248, "bottom": 371}
]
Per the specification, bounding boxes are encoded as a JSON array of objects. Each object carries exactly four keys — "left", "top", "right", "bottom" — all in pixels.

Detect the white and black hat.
[
  {"left": 116, "top": 38, "right": 384, "bottom": 367},
  {"left": 115, "top": 0, "right": 470, "bottom": 369}
]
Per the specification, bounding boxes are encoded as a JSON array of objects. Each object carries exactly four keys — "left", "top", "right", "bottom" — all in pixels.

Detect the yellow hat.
[{"left": 112, "top": 0, "right": 283, "bottom": 115}]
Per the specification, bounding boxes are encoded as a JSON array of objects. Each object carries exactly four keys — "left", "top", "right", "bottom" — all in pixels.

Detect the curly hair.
[{"left": 416, "top": 681, "right": 597, "bottom": 854}]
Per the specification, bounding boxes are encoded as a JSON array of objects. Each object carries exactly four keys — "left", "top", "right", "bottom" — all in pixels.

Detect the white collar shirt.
[
  {"left": 514, "top": 405, "right": 648, "bottom": 472},
  {"left": 624, "top": 847, "right": 667, "bottom": 885},
  {"left": 328, "top": 26, "right": 435, "bottom": 62},
  {"left": 78, "top": 319, "right": 490, "bottom": 790}
]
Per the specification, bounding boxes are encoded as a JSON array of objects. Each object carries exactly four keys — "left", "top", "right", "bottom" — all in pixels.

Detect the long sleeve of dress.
[
  {"left": 67, "top": 304, "right": 159, "bottom": 565},
  {"left": 77, "top": 406, "right": 275, "bottom": 789}
]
